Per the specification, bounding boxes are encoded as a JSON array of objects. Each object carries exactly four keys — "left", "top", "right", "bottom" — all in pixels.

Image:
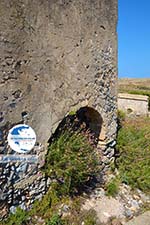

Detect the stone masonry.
[
  {"left": 0, "top": 0, "right": 118, "bottom": 217},
  {"left": 118, "top": 93, "right": 149, "bottom": 116}
]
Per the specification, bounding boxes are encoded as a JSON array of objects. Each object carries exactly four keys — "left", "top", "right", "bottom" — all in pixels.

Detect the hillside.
[{"left": 118, "top": 78, "right": 150, "bottom": 93}]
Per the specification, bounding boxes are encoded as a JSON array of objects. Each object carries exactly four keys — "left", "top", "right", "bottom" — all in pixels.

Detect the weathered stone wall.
[
  {"left": 0, "top": 0, "right": 118, "bottom": 217},
  {"left": 118, "top": 93, "right": 149, "bottom": 116}
]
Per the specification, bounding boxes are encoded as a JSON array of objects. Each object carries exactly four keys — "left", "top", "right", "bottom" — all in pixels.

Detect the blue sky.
[{"left": 118, "top": 0, "right": 150, "bottom": 78}]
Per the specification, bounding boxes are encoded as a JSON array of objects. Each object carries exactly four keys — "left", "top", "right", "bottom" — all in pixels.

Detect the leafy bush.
[
  {"left": 4, "top": 127, "right": 100, "bottom": 224},
  {"left": 46, "top": 214, "right": 64, "bottom": 225},
  {"left": 68, "top": 110, "right": 76, "bottom": 116},
  {"left": 3, "top": 207, "right": 28, "bottom": 225},
  {"left": 44, "top": 130, "right": 100, "bottom": 195},
  {"left": 116, "top": 117, "right": 150, "bottom": 193},
  {"left": 117, "top": 110, "right": 126, "bottom": 121},
  {"left": 31, "top": 190, "right": 56, "bottom": 217},
  {"left": 106, "top": 179, "right": 119, "bottom": 197}
]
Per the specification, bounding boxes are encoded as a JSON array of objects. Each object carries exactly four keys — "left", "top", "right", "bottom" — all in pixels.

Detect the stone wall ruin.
[
  {"left": 0, "top": 0, "right": 118, "bottom": 217},
  {"left": 118, "top": 93, "right": 149, "bottom": 116}
]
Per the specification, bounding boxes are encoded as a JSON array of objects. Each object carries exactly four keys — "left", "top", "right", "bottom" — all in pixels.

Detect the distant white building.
[{"left": 118, "top": 93, "right": 149, "bottom": 116}]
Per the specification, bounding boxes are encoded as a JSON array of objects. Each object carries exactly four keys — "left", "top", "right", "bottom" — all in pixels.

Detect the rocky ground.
[
  {"left": 125, "top": 211, "right": 150, "bottom": 225},
  {"left": 81, "top": 182, "right": 150, "bottom": 225}
]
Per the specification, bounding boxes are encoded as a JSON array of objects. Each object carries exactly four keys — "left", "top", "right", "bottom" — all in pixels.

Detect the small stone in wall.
[{"left": 9, "top": 206, "right": 17, "bottom": 214}]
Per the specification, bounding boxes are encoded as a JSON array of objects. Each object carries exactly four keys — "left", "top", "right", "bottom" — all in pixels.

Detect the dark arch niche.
[
  {"left": 76, "top": 107, "right": 103, "bottom": 140},
  {"left": 49, "top": 106, "right": 104, "bottom": 145}
]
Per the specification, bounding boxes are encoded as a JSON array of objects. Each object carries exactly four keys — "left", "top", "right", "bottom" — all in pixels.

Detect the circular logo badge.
[{"left": 7, "top": 124, "right": 36, "bottom": 153}]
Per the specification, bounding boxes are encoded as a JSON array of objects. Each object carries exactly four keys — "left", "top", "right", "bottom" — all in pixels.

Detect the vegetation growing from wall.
[
  {"left": 2, "top": 207, "right": 29, "bottom": 225},
  {"left": 116, "top": 117, "right": 150, "bottom": 193},
  {"left": 44, "top": 130, "right": 100, "bottom": 195},
  {"left": 3, "top": 179, "right": 98, "bottom": 225},
  {"left": 3, "top": 127, "right": 100, "bottom": 225},
  {"left": 105, "top": 178, "right": 119, "bottom": 197}
]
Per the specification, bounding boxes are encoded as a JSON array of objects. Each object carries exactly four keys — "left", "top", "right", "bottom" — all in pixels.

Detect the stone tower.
[{"left": 0, "top": 0, "right": 118, "bottom": 217}]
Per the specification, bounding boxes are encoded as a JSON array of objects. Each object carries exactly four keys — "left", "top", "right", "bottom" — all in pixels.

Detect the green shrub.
[
  {"left": 44, "top": 130, "right": 100, "bottom": 195},
  {"left": 3, "top": 207, "right": 29, "bottom": 225},
  {"left": 106, "top": 179, "right": 119, "bottom": 197},
  {"left": 68, "top": 110, "right": 76, "bottom": 116},
  {"left": 116, "top": 117, "right": 150, "bottom": 193},
  {"left": 28, "top": 186, "right": 60, "bottom": 220},
  {"left": 117, "top": 110, "right": 126, "bottom": 121},
  {"left": 46, "top": 214, "right": 64, "bottom": 225}
]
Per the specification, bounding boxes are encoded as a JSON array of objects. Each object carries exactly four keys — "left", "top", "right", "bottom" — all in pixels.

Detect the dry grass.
[{"left": 118, "top": 78, "right": 150, "bottom": 93}]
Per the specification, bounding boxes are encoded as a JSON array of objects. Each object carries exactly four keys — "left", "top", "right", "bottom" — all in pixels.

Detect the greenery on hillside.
[{"left": 116, "top": 116, "right": 150, "bottom": 193}]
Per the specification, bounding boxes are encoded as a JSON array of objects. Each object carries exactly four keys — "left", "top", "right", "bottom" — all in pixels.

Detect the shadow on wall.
[{"left": 49, "top": 106, "right": 103, "bottom": 145}]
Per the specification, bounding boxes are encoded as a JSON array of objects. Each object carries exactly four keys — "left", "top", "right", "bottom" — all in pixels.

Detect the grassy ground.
[{"left": 116, "top": 116, "right": 150, "bottom": 193}]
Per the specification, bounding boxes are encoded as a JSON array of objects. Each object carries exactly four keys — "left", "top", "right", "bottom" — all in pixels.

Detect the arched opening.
[
  {"left": 127, "top": 108, "right": 133, "bottom": 114},
  {"left": 46, "top": 107, "right": 104, "bottom": 194},
  {"left": 49, "top": 106, "right": 103, "bottom": 146},
  {"left": 76, "top": 107, "right": 103, "bottom": 140}
]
